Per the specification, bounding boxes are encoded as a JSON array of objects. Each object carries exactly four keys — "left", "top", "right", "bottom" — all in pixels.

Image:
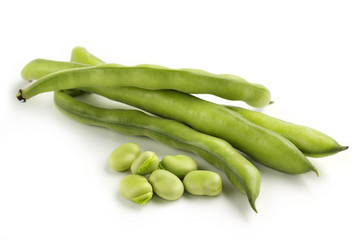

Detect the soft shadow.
[
  {"left": 182, "top": 191, "right": 220, "bottom": 202},
  {"left": 149, "top": 194, "right": 180, "bottom": 205},
  {"left": 253, "top": 161, "right": 315, "bottom": 188},
  {"left": 115, "top": 190, "right": 147, "bottom": 211},
  {"left": 221, "top": 178, "right": 256, "bottom": 218}
]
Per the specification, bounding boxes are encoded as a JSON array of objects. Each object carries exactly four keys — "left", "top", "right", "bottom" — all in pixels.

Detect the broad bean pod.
[
  {"left": 72, "top": 50, "right": 318, "bottom": 174},
  {"left": 52, "top": 49, "right": 347, "bottom": 158},
  {"left": 87, "top": 87, "right": 318, "bottom": 175},
  {"left": 21, "top": 58, "right": 317, "bottom": 175},
  {"left": 17, "top": 61, "right": 271, "bottom": 107},
  {"left": 226, "top": 106, "right": 348, "bottom": 157},
  {"left": 54, "top": 91, "right": 261, "bottom": 212},
  {"left": 21, "top": 59, "right": 90, "bottom": 97}
]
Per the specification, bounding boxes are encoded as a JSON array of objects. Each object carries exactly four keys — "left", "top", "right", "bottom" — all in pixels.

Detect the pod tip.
[
  {"left": 328, "top": 145, "right": 349, "bottom": 156},
  {"left": 249, "top": 200, "right": 258, "bottom": 213},
  {"left": 313, "top": 167, "right": 319, "bottom": 177},
  {"left": 16, "top": 89, "right": 26, "bottom": 102}
]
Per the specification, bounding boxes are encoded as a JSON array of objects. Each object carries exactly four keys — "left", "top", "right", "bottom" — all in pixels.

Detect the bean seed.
[
  {"left": 159, "top": 155, "right": 197, "bottom": 178},
  {"left": 119, "top": 174, "right": 153, "bottom": 205},
  {"left": 131, "top": 151, "right": 159, "bottom": 175},
  {"left": 183, "top": 170, "right": 222, "bottom": 196},
  {"left": 149, "top": 170, "right": 184, "bottom": 201},
  {"left": 109, "top": 142, "right": 141, "bottom": 171}
]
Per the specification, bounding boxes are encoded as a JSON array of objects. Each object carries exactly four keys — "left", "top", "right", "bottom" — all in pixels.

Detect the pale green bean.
[
  {"left": 149, "top": 170, "right": 184, "bottom": 200},
  {"left": 119, "top": 174, "right": 153, "bottom": 205},
  {"left": 159, "top": 155, "right": 197, "bottom": 178},
  {"left": 109, "top": 142, "right": 141, "bottom": 171},
  {"left": 131, "top": 151, "right": 159, "bottom": 175},
  {"left": 183, "top": 170, "right": 222, "bottom": 196}
]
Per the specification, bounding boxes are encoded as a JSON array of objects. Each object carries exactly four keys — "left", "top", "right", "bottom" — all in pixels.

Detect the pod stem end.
[
  {"left": 16, "top": 89, "right": 26, "bottom": 102},
  {"left": 340, "top": 146, "right": 349, "bottom": 151}
]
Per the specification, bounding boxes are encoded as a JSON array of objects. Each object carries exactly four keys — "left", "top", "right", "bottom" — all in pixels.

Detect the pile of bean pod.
[{"left": 16, "top": 47, "right": 348, "bottom": 212}]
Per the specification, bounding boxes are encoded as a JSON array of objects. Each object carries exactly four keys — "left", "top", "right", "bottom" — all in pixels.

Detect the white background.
[{"left": 1, "top": 0, "right": 359, "bottom": 239}]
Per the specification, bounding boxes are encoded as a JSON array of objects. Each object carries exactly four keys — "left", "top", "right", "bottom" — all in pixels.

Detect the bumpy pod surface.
[
  {"left": 54, "top": 91, "right": 261, "bottom": 212},
  {"left": 226, "top": 106, "right": 348, "bottom": 158},
  {"left": 18, "top": 62, "right": 271, "bottom": 107}
]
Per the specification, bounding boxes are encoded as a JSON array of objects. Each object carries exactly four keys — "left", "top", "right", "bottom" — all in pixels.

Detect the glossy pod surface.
[
  {"left": 18, "top": 62, "right": 271, "bottom": 107},
  {"left": 119, "top": 175, "right": 153, "bottom": 205},
  {"left": 183, "top": 170, "right": 222, "bottom": 196},
  {"left": 226, "top": 106, "right": 348, "bottom": 158},
  {"left": 159, "top": 155, "right": 198, "bottom": 178},
  {"left": 108, "top": 142, "right": 141, "bottom": 171},
  {"left": 21, "top": 58, "right": 316, "bottom": 175},
  {"left": 54, "top": 91, "right": 261, "bottom": 211},
  {"left": 131, "top": 151, "right": 159, "bottom": 175},
  {"left": 89, "top": 87, "right": 317, "bottom": 175},
  {"left": 149, "top": 170, "right": 184, "bottom": 201},
  {"left": 21, "top": 56, "right": 316, "bottom": 175}
]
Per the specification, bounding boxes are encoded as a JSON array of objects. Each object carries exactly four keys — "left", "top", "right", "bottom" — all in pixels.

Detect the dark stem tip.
[{"left": 16, "top": 89, "right": 26, "bottom": 102}]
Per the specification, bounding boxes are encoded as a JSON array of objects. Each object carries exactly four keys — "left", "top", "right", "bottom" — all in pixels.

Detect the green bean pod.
[
  {"left": 17, "top": 62, "right": 271, "bottom": 107},
  {"left": 54, "top": 91, "right": 261, "bottom": 212},
  {"left": 86, "top": 87, "right": 317, "bottom": 175},
  {"left": 69, "top": 49, "right": 346, "bottom": 159},
  {"left": 20, "top": 58, "right": 317, "bottom": 175},
  {"left": 20, "top": 59, "right": 90, "bottom": 98},
  {"left": 226, "top": 106, "right": 348, "bottom": 158},
  {"left": 65, "top": 49, "right": 318, "bottom": 174}
]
